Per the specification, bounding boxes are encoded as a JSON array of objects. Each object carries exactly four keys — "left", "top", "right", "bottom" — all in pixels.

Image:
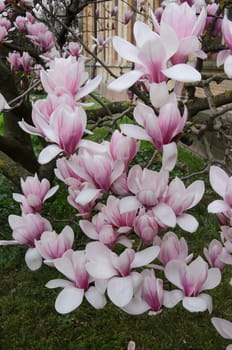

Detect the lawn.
[{"left": 0, "top": 143, "right": 232, "bottom": 350}]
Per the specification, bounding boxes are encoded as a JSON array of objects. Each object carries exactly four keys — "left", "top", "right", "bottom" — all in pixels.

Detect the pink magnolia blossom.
[
  {"left": 0, "top": 0, "right": 5, "bottom": 12},
  {"left": 127, "top": 341, "right": 136, "bottom": 350},
  {"left": 15, "top": 15, "right": 27, "bottom": 31},
  {"left": 86, "top": 241, "right": 160, "bottom": 307},
  {"left": 211, "top": 317, "right": 232, "bottom": 350},
  {"left": 0, "top": 18, "right": 11, "bottom": 30},
  {"left": 203, "top": 239, "right": 225, "bottom": 270},
  {"left": 208, "top": 166, "right": 232, "bottom": 224},
  {"left": 37, "top": 104, "right": 87, "bottom": 164},
  {"left": 109, "top": 130, "right": 139, "bottom": 169},
  {"left": 152, "top": 2, "right": 207, "bottom": 64},
  {"left": 164, "top": 177, "right": 205, "bottom": 232},
  {"left": 7, "top": 51, "right": 21, "bottom": 71},
  {"left": 20, "top": 51, "right": 32, "bottom": 73},
  {"left": 40, "top": 56, "right": 102, "bottom": 100},
  {"left": 35, "top": 226, "right": 74, "bottom": 265},
  {"left": 46, "top": 249, "right": 106, "bottom": 314},
  {"left": 157, "top": 231, "right": 193, "bottom": 266},
  {"left": 120, "top": 101, "right": 187, "bottom": 150},
  {"left": 165, "top": 256, "right": 221, "bottom": 312},
  {"left": 0, "top": 213, "right": 52, "bottom": 270},
  {"left": 19, "top": 94, "right": 76, "bottom": 137},
  {"left": 91, "top": 34, "right": 111, "bottom": 52},
  {"left": 108, "top": 20, "right": 201, "bottom": 91},
  {"left": 217, "top": 15, "right": 232, "bottom": 77},
  {"left": 111, "top": 6, "right": 118, "bottom": 17},
  {"left": 134, "top": 209, "right": 159, "bottom": 244},
  {"left": 141, "top": 269, "right": 164, "bottom": 314},
  {"left": 124, "top": 10, "right": 133, "bottom": 25},
  {"left": 67, "top": 42, "right": 82, "bottom": 58},
  {"left": 0, "top": 26, "right": 7, "bottom": 42},
  {"left": 205, "top": 3, "right": 221, "bottom": 37},
  {"left": 12, "top": 173, "right": 58, "bottom": 213}
]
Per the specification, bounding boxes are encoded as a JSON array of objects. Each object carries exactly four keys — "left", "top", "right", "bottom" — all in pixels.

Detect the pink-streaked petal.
[
  {"left": 25, "top": 247, "right": 42, "bottom": 271},
  {"left": 163, "top": 290, "right": 183, "bottom": 308},
  {"left": 211, "top": 317, "right": 232, "bottom": 340},
  {"left": 55, "top": 287, "right": 84, "bottom": 314},
  {"left": 201, "top": 268, "right": 221, "bottom": 291},
  {"left": 165, "top": 259, "right": 186, "bottom": 290},
  {"left": 75, "top": 75, "right": 102, "bottom": 100},
  {"left": 85, "top": 286, "right": 106, "bottom": 309},
  {"left": 208, "top": 200, "right": 231, "bottom": 214},
  {"left": 79, "top": 220, "right": 98, "bottom": 240},
  {"left": 153, "top": 203, "right": 176, "bottom": 228},
  {"left": 209, "top": 166, "right": 228, "bottom": 197},
  {"left": 186, "top": 180, "right": 205, "bottom": 209},
  {"left": 108, "top": 70, "right": 144, "bottom": 91},
  {"left": 18, "top": 120, "right": 43, "bottom": 136},
  {"left": 162, "top": 64, "right": 201, "bottom": 83},
  {"left": 120, "top": 124, "right": 151, "bottom": 142},
  {"left": 183, "top": 296, "right": 208, "bottom": 312},
  {"left": 192, "top": 6, "right": 207, "bottom": 37},
  {"left": 176, "top": 214, "right": 199, "bottom": 233},
  {"left": 107, "top": 276, "right": 133, "bottom": 307},
  {"left": 131, "top": 246, "right": 160, "bottom": 268},
  {"left": 38, "top": 144, "right": 62, "bottom": 164},
  {"left": 161, "top": 142, "right": 177, "bottom": 172},
  {"left": 46, "top": 279, "right": 74, "bottom": 289}
]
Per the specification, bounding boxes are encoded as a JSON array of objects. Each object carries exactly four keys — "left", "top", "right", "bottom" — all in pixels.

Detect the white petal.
[
  {"left": 85, "top": 286, "right": 106, "bottom": 309},
  {"left": 211, "top": 317, "right": 232, "bottom": 339},
  {"left": 162, "top": 64, "right": 201, "bottom": 83},
  {"left": 55, "top": 287, "right": 84, "bottom": 314},
  {"left": 46, "top": 279, "right": 74, "bottom": 289},
  {"left": 207, "top": 200, "right": 230, "bottom": 214},
  {"left": 224, "top": 55, "right": 232, "bottom": 78},
  {"left": 107, "top": 276, "right": 133, "bottom": 307},
  {"left": 38, "top": 144, "right": 62, "bottom": 164},
  {"left": 119, "top": 196, "right": 141, "bottom": 214},
  {"left": 201, "top": 268, "right": 221, "bottom": 291},
  {"left": 153, "top": 203, "right": 176, "bottom": 227},
  {"left": 131, "top": 246, "right": 160, "bottom": 268},
  {"left": 209, "top": 166, "right": 228, "bottom": 197},
  {"left": 75, "top": 188, "right": 101, "bottom": 206},
  {"left": 112, "top": 36, "right": 140, "bottom": 63},
  {"left": 163, "top": 290, "right": 183, "bottom": 308},
  {"left": 108, "top": 70, "right": 144, "bottom": 91},
  {"left": 25, "top": 247, "right": 42, "bottom": 271},
  {"left": 123, "top": 298, "right": 149, "bottom": 315},
  {"left": 161, "top": 142, "right": 177, "bottom": 171},
  {"left": 176, "top": 214, "right": 199, "bottom": 233},
  {"left": 76, "top": 75, "right": 102, "bottom": 100},
  {"left": 43, "top": 185, "right": 59, "bottom": 201},
  {"left": 120, "top": 124, "right": 151, "bottom": 141},
  {"left": 150, "top": 82, "right": 169, "bottom": 109},
  {"left": 183, "top": 296, "right": 207, "bottom": 312}
]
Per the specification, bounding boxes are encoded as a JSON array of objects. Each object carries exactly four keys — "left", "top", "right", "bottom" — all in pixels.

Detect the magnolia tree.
[{"left": 2, "top": 0, "right": 232, "bottom": 348}]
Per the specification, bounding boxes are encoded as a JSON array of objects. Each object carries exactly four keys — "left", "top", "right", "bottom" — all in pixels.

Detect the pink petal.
[
  {"left": 123, "top": 298, "right": 150, "bottom": 315},
  {"left": 55, "top": 287, "right": 84, "bottom": 314},
  {"left": 119, "top": 196, "right": 141, "bottom": 214},
  {"left": 75, "top": 188, "right": 101, "bottom": 206},
  {"left": 161, "top": 142, "right": 177, "bottom": 171},
  {"left": 75, "top": 75, "right": 102, "bottom": 100},
  {"left": 149, "top": 82, "right": 169, "bottom": 109},
  {"left": 165, "top": 259, "right": 186, "bottom": 290},
  {"left": 160, "top": 22, "right": 178, "bottom": 60},
  {"left": 112, "top": 36, "right": 140, "bottom": 63},
  {"left": 43, "top": 184, "right": 59, "bottom": 201},
  {"left": 201, "top": 268, "right": 221, "bottom": 291},
  {"left": 120, "top": 124, "right": 151, "bottom": 142},
  {"left": 134, "top": 21, "right": 158, "bottom": 47}
]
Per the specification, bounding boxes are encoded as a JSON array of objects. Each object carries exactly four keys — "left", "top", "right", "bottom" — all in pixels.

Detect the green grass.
[{"left": 0, "top": 146, "right": 232, "bottom": 350}]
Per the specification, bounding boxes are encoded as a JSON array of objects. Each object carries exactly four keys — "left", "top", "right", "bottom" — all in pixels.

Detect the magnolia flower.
[
  {"left": 203, "top": 239, "right": 225, "bottom": 270},
  {"left": 40, "top": 56, "right": 102, "bottom": 100},
  {"left": 13, "top": 173, "right": 58, "bottom": 213},
  {"left": 35, "top": 226, "right": 74, "bottom": 265},
  {"left": 211, "top": 317, "right": 232, "bottom": 350},
  {"left": 217, "top": 14, "right": 232, "bottom": 78},
  {"left": 46, "top": 249, "right": 106, "bottom": 314},
  {"left": 157, "top": 231, "right": 193, "bottom": 266},
  {"left": 208, "top": 166, "right": 232, "bottom": 224},
  {"left": 165, "top": 256, "right": 221, "bottom": 312},
  {"left": 108, "top": 20, "right": 201, "bottom": 91},
  {"left": 120, "top": 101, "right": 187, "bottom": 150},
  {"left": 86, "top": 242, "right": 160, "bottom": 307}
]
